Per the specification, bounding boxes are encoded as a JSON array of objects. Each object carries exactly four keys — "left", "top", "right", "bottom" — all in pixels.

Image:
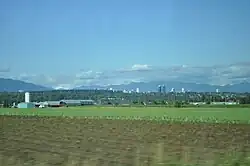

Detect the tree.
[
  {"left": 132, "top": 100, "right": 138, "bottom": 104},
  {"left": 174, "top": 101, "right": 182, "bottom": 108},
  {"left": 201, "top": 94, "right": 206, "bottom": 102},
  {"left": 239, "top": 97, "right": 247, "bottom": 104},
  {"left": 205, "top": 100, "right": 211, "bottom": 105},
  {"left": 153, "top": 100, "right": 158, "bottom": 105}
]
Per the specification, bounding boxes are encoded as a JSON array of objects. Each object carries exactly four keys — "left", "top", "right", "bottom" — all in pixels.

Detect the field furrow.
[{"left": 1, "top": 115, "right": 250, "bottom": 166}]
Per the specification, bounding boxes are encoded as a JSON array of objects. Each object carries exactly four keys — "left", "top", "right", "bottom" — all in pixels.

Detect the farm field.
[
  {"left": 1, "top": 107, "right": 250, "bottom": 166},
  {"left": 1, "top": 107, "right": 250, "bottom": 123}
]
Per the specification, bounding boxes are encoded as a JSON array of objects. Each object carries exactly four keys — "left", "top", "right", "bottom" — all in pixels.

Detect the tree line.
[{"left": 0, "top": 90, "right": 250, "bottom": 107}]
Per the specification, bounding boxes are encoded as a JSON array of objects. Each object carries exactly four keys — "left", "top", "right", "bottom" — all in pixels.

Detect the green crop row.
[{"left": 1, "top": 113, "right": 250, "bottom": 124}]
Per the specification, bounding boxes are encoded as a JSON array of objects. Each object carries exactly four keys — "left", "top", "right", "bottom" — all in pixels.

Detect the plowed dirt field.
[{"left": 1, "top": 116, "right": 250, "bottom": 166}]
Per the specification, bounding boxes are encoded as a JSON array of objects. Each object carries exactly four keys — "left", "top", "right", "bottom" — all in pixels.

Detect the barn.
[
  {"left": 61, "top": 100, "right": 95, "bottom": 106},
  {"left": 17, "top": 102, "right": 35, "bottom": 108},
  {"left": 34, "top": 100, "right": 95, "bottom": 108},
  {"left": 45, "top": 101, "right": 66, "bottom": 107}
]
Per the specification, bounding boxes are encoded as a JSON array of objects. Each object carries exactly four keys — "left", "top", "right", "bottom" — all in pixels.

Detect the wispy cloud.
[
  {"left": 117, "top": 64, "right": 152, "bottom": 73},
  {"left": 8, "top": 62, "right": 250, "bottom": 88},
  {"left": 0, "top": 67, "right": 10, "bottom": 73}
]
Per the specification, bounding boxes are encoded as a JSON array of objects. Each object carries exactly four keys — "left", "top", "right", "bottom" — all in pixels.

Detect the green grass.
[{"left": 1, "top": 107, "right": 250, "bottom": 124}]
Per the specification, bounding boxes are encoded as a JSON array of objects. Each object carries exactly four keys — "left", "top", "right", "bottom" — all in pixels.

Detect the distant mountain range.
[
  {"left": 75, "top": 81, "right": 250, "bottom": 93},
  {"left": 0, "top": 78, "right": 250, "bottom": 92},
  {"left": 0, "top": 78, "right": 51, "bottom": 92}
]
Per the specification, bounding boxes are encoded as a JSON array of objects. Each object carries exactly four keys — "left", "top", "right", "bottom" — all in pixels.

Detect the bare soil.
[{"left": 1, "top": 116, "right": 250, "bottom": 166}]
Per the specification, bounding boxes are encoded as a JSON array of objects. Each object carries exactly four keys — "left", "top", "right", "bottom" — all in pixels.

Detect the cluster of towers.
[
  {"left": 157, "top": 85, "right": 166, "bottom": 93},
  {"left": 157, "top": 85, "right": 185, "bottom": 93}
]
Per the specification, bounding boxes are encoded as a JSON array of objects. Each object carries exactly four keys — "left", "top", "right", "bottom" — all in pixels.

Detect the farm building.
[
  {"left": 81, "top": 100, "right": 95, "bottom": 105},
  {"left": 61, "top": 100, "right": 95, "bottom": 106},
  {"left": 17, "top": 102, "right": 35, "bottom": 108},
  {"left": 34, "top": 100, "right": 95, "bottom": 108},
  {"left": 34, "top": 102, "right": 42, "bottom": 107},
  {"left": 44, "top": 101, "right": 66, "bottom": 107},
  {"left": 61, "top": 100, "right": 82, "bottom": 106},
  {"left": 211, "top": 102, "right": 239, "bottom": 105},
  {"left": 34, "top": 101, "right": 65, "bottom": 108}
]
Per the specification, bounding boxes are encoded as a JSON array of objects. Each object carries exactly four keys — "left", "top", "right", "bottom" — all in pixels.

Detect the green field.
[{"left": 1, "top": 107, "right": 250, "bottom": 123}]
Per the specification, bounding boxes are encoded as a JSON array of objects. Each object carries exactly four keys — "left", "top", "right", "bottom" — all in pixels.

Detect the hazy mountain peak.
[{"left": 0, "top": 78, "right": 51, "bottom": 92}]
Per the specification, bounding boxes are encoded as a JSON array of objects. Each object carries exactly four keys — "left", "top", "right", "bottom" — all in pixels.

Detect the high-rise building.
[
  {"left": 216, "top": 89, "right": 219, "bottom": 93},
  {"left": 158, "top": 85, "right": 162, "bottom": 93},
  {"left": 136, "top": 88, "right": 140, "bottom": 93},
  {"left": 162, "top": 84, "right": 166, "bottom": 93},
  {"left": 170, "top": 88, "right": 175, "bottom": 92},
  {"left": 181, "top": 88, "right": 185, "bottom": 93}
]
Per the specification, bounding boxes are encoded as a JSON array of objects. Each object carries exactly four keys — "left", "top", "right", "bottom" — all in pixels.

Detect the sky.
[{"left": 1, "top": 0, "right": 250, "bottom": 89}]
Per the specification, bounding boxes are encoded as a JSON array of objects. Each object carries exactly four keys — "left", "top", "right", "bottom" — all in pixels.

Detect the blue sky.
[{"left": 1, "top": 0, "right": 250, "bottom": 88}]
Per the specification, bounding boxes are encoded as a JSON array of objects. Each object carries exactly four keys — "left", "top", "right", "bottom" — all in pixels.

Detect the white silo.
[{"left": 25, "top": 92, "right": 30, "bottom": 103}]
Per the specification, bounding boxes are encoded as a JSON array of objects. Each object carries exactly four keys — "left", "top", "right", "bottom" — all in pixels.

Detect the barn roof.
[
  {"left": 44, "top": 101, "right": 63, "bottom": 105},
  {"left": 61, "top": 99, "right": 94, "bottom": 104}
]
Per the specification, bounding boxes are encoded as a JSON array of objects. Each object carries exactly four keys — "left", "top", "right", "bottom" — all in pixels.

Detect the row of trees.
[{"left": 0, "top": 90, "right": 250, "bottom": 107}]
